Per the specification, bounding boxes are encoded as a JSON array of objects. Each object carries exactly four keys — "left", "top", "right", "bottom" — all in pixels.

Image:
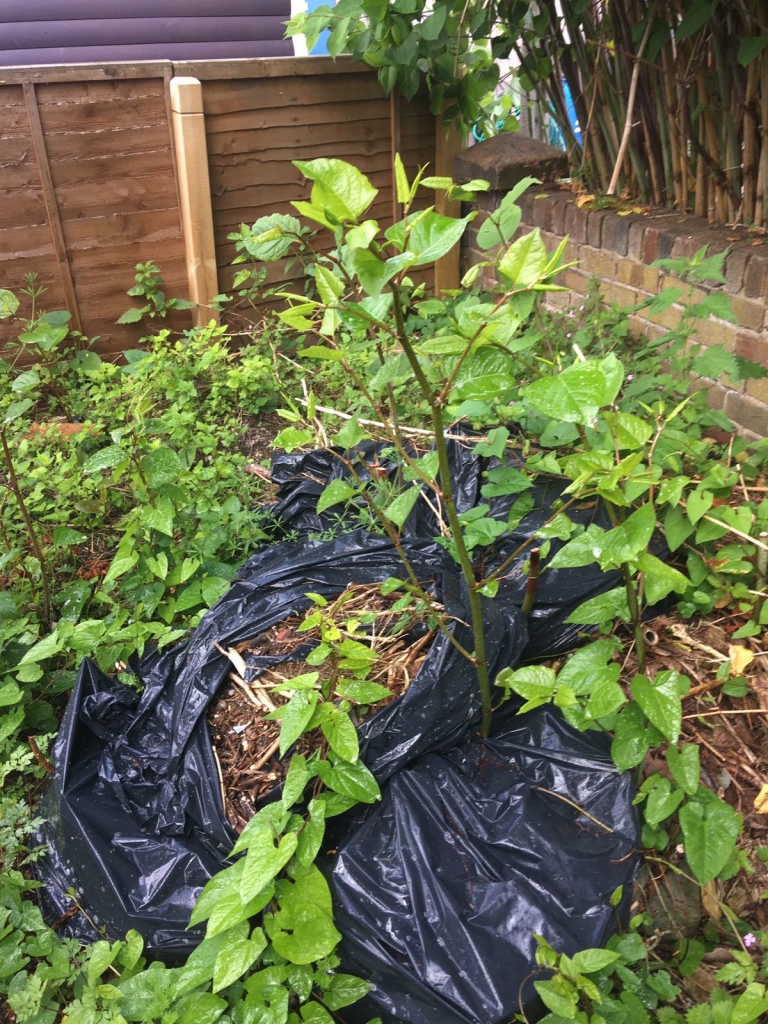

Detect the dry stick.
[
  {"left": 607, "top": 7, "right": 655, "bottom": 195},
  {"left": 757, "top": 50, "right": 768, "bottom": 227},
  {"left": 531, "top": 785, "right": 614, "bottom": 833},
  {"left": 28, "top": 736, "right": 53, "bottom": 775},
  {"left": 662, "top": 45, "right": 684, "bottom": 208},
  {"left": 744, "top": 57, "right": 760, "bottom": 222},
  {"left": 0, "top": 428, "right": 52, "bottom": 627},
  {"left": 682, "top": 708, "right": 767, "bottom": 720},
  {"left": 251, "top": 736, "right": 282, "bottom": 773},
  {"left": 294, "top": 396, "right": 469, "bottom": 441},
  {"left": 521, "top": 548, "right": 540, "bottom": 617},
  {"left": 211, "top": 742, "right": 227, "bottom": 811}
]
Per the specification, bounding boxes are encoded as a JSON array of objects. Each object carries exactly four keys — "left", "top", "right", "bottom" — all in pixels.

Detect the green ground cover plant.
[{"left": 3, "top": 161, "right": 768, "bottom": 1024}]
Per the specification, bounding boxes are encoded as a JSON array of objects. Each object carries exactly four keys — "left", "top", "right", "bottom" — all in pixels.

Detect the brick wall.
[{"left": 462, "top": 186, "right": 768, "bottom": 437}]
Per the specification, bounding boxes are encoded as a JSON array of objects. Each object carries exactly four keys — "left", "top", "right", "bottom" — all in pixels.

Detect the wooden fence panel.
[{"left": 0, "top": 57, "right": 441, "bottom": 355}]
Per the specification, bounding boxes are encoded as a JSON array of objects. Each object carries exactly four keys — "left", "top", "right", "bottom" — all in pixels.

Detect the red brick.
[
  {"left": 743, "top": 254, "right": 768, "bottom": 298},
  {"left": 627, "top": 221, "right": 645, "bottom": 261},
  {"left": 725, "top": 391, "right": 768, "bottom": 435},
  {"left": 550, "top": 196, "right": 566, "bottom": 236},
  {"left": 587, "top": 210, "right": 605, "bottom": 248},
  {"left": 730, "top": 295, "right": 764, "bottom": 332},
  {"left": 563, "top": 202, "right": 588, "bottom": 244},
  {"left": 532, "top": 196, "right": 553, "bottom": 232},
  {"left": 735, "top": 329, "right": 768, "bottom": 367},
  {"left": 724, "top": 248, "right": 749, "bottom": 293},
  {"left": 643, "top": 226, "right": 660, "bottom": 265}
]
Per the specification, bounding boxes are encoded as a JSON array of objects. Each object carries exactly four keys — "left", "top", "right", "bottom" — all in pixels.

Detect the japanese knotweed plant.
[{"left": 236, "top": 156, "right": 571, "bottom": 737}]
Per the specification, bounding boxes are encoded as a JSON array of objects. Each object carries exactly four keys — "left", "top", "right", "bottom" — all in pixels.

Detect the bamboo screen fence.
[
  {"left": 0, "top": 57, "right": 440, "bottom": 357},
  {"left": 513, "top": 0, "right": 768, "bottom": 225}
]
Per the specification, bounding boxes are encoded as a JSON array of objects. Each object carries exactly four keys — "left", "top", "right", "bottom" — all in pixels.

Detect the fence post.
[{"left": 170, "top": 77, "right": 219, "bottom": 326}]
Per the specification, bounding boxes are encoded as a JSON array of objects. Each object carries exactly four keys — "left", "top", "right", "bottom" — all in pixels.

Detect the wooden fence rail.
[{"left": 0, "top": 56, "right": 443, "bottom": 357}]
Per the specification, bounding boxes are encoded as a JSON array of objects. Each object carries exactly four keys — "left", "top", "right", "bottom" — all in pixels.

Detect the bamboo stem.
[{"left": 607, "top": 7, "right": 655, "bottom": 195}]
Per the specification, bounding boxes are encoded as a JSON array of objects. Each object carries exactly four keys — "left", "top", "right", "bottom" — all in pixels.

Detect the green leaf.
[
  {"left": 599, "top": 504, "right": 656, "bottom": 568},
  {"left": 271, "top": 690, "right": 319, "bottom": 756},
  {"left": 473, "top": 427, "right": 509, "bottom": 458},
  {"left": 274, "top": 426, "right": 313, "bottom": 452},
  {"left": 495, "top": 665, "right": 556, "bottom": 713},
  {"left": 687, "top": 487, "right": 713, "bottom": 524},
  {"left": 572, "top": 948, "right": 621, "bottom": 974},
  {"left": 317, "top": 478, "right": 357, "bottom": 514},
  {"left": 190, "top": 859, "right": 273, "bottom": 933},
  {"left": 385, "top": 485, "right": 422, "bottom": 528},
  {"left": 296, "top": 797, "right": 327, "bottom": 867},
  {"left": 324, "top": 974, "right": 372, "bottom": 1010},
  {"left": 676, "top": 0, "right": 715, "bottom": 40},
  {"left": 300, "top": 1003, "right": 335, "bottom": 1023},
  {"left": 317, "top": 757, "right": 380, "bottom": 803},
  {"left": 315, "top": 264, "right": 344, "bottom": 306},
  {"left": 347, "top": 248, "right": 412, "bottom": 297},
  {"left": 565, "top": 586, "right": 630, "bottom": 625},
  {"left": 18, "top": 321, "right": 68, "bottom": 351},
  {"left": 693, "top": 345, "right": 739, "bottom": 380},
  {"left": 611, "top": 701, "right": 655, "bottom": 771},
  {"left": 666, "top": 743, "right": 700, "bottom": 795},
  {"left": 548, "top": 524, "right": 605, "bottom": 570},
  {"left": 19, "top": 629, "right": 62, "bottom": 665},
  {"left": 739, "top": 35, "right": 768, "bottom": 66},
  {"left": 334, "top": 416, "right": 366, "bottom": 449},
  {"left": 394, "top": 153, "right": 410, "bottom": 203},
  {"left": 266, "top": 868, "right": 341, "bottom": 964},
  {"left": 346, "top": 219, "right": 379, "bottom": 250},
  {"left": 477, "top": 193, "right": 524, "bottom": 249},
  {"left": 420, "top": 3, "right": 447, "bottom": 39},
  {"left": 637, "top": 552, "right": 690, "bottom": 603},
  {"left": 3, "top": 399, "right": 33, "bottom": 423},
  {"left": 241, "top": 830, "right": 299, "bottom": 902},
  {"left": 299, "top": 344, "right": 343, "bottom": 362},
  {"left": 386, "top": 211, "right": 471, "bottom": 266},
  {"left": 103, "top": 551, "right": 139, "bottom": 585},
  {"left": 143, "top": 496, "right": 175, "bottom": 537},
  {"left": 11, "top": 369, "right": 40, "bottom": 393},
  {"left": 602, "top": 411, "right": 653, "bottom": 450},
  {"left": 679, "top": 796, "right": 741, "bottom": 884},
  {"left": 0, "top": 289, "right": 19, "bottom": 319},
  {"left": 115, "top": 962, "right": 177, "bottom": 1020},
  {"left": 732, "top": 982, "right": 768, "bottom": 1024},
  {"left": 52, "top": 527, "right": 88, "bottom": 546},
  {"left": 664, "top": 504, "right": 694, "bottom": 551},
  {"left": 117, "top": 307, "right": 144, "bottom": 324},
  {"left": 335, "top": 678, "right": 391, "bottom": 703},
  {"left": 480, "top": 465, "right": 532, "bottom": 498},
  {"left": 294, "top": 158, "right": 378, "bottom": 223},
  {"left": 140, "top": 446, "right": 182, "bottom": 485},
  {"left": 0, "top": 593, "right": 19, "bottom": 620},
  {"left": 83, "top": 444, "right": 129, "bottom": 473},
  {"left": 283, "top": 754, "right": 310, "bottom": 808},
  {"left": 642, "top": 776, "right": 685, "bottom": 826},
  {"left": 498, "top": 228, "right": 548, "bottom": 286},
  {"left": 201, "top": 576, "right": 229, "bottom": 607},
  {"left": 321, "top": 708, "right": 359, "bottom": 762},
  {"left": 213, "top": 926, "right": 267, "bottom": 992},
  {"left": 242, "top": 213, "right": 302, "bottom": 260},
  {"left": 524, "top": 354, "right": 624, "bottom": 425},
  {"left": 631, "top": 670, "right": 687, "bottom": 742}
]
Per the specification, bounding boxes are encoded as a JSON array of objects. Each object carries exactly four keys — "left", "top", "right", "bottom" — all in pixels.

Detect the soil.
[
  {"left": 207, "top": 583, "right": 438, "bottom": 831},
  {"left": 613, "top": 610, "right": 768, "bottom": 992}
]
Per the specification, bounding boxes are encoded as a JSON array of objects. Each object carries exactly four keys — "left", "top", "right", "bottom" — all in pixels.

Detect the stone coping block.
[{"left": 454, "top": 134, "right": 569, "bottom": 191}]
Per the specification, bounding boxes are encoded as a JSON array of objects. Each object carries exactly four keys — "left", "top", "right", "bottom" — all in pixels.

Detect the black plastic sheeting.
[{"left": 36, "top": 436, "right": 640, "bottom": 1023}]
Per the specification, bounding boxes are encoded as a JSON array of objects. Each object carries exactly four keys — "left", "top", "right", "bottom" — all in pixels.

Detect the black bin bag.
[
  {"left": 35, "top": 438, "right": 640, "bottom": 1021},
  {"left": 327, "top": 705, "right": 638, "bottom": 1024}
]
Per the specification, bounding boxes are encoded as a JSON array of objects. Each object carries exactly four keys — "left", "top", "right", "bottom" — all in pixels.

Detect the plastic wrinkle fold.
[{"left": 36, "top": 437, "right": 640, "bottom": 1022}]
